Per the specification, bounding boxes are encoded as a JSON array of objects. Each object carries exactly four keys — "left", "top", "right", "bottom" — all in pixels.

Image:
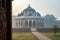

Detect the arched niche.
[{"left": 29, "top": 20, "right": 32, "bottom": 27}]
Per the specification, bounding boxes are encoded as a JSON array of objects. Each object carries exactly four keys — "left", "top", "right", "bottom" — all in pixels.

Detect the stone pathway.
[{"left": 32, "top": 32, "right": 51, "bottom": 40}]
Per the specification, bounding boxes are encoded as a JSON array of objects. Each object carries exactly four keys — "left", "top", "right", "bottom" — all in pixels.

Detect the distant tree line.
[{"left": 44, "top": 14, "right": 60, "bottom": 28}]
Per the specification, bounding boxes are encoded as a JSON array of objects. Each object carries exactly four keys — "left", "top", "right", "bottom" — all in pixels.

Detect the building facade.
[{"left": 14, "top": 5, "right": 44, "bottom": 28}]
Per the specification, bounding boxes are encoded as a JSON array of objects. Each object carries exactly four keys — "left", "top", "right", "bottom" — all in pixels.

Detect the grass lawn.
[
  {"left": 41, "top": 32, "right": 60, "bottom": 40},
  {"left": 12, "top": 32, "right": 38, "bottom": 40}
]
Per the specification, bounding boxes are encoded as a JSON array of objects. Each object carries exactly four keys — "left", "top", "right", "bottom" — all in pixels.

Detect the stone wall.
[
  {"left": 37, "top": 28, "right": 60, "bottom": 32},
  {"left": 12, "top": 28, "right": 60, "bottom": 32},
  {"left": 12, "top": 28, "right": 31, "bottom": 32}
]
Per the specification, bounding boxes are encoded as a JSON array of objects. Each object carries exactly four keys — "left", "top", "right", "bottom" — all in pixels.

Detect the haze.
[{"left": 12, "top": 0, "right": 60, "bottom": 20}]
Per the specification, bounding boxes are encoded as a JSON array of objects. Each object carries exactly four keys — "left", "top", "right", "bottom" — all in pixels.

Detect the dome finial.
[
  {"left": 28, "top": 0, "right": 31, "bottom": 7},
  {"left": 29, "top": 4, "right": 30, "bottom": 7},
  {"left": 28, "top": 4, "right": 31, "bottom": 8}
]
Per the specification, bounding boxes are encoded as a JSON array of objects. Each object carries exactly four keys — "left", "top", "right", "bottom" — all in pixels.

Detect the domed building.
[{"left": 15, "top": 5, "right": 44, "bottom": 28}]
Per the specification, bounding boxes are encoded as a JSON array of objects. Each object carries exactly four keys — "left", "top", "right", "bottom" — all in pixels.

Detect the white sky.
[{"left": 12, "top": 0, "right": 60, "bottom": 20}]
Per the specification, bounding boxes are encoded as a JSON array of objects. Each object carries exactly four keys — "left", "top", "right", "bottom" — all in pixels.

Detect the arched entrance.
[
  {"left": 29, "top": 20, "right": 32, "bottom": 27},
  {"left": 31, "top": 20, "right": 37, "bottom": 32},
  {"left": 24, "top": 20, "right": 28, "bottom": 27},
  {"left": 33, "top": 20, "right": 36, "bottom": 27}
]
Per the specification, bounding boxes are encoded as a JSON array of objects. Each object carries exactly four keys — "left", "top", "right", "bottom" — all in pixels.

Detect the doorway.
[{"left": 31, "top": 27, "right": 37, "bottom": 32}]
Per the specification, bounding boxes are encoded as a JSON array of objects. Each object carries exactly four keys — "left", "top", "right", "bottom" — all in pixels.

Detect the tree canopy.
[{"left": 44, "top": 14, "right": 57, "bottom": 27}]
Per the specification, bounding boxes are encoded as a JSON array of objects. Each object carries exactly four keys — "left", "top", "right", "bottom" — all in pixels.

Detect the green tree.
[
  {"left": 44, "top": 14, "right": 57, "bottom": 27},
  {"left": 44, "top": 14, "right": 56, "bottom": 24},
  {"left": 53, "top": 25, "right": 58, "bottom": 36}
]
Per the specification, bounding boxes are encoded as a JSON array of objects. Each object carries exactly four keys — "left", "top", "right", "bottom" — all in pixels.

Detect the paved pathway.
[{"left": 32, "top": 32, "right": 51, "bottom": 40}]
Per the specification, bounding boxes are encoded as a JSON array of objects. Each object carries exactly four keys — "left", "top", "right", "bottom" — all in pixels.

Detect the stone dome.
[
  {"left": 18, "top": 5, "right": 41, "bottom": 16},
  {"left": 23, "top": 5, "right": 36, "bottom": 13}
]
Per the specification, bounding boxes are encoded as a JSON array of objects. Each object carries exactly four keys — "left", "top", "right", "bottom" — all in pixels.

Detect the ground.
[
  {"left": 12, "top": 32, "right": 38, "bottom": 40},
  {"left": 12, "top": 32, "right": 60, "bottom": 40},
  {"left": 41, "top": 32, "right": 60, "bottom": 40}
]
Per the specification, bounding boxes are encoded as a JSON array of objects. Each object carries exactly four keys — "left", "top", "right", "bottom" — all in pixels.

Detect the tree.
[
  {"left": 53, "top": 25, "right": 58, "bottom": 36},
  {"left": 44, "top": 14, "right": 57, "bottom": 27}
]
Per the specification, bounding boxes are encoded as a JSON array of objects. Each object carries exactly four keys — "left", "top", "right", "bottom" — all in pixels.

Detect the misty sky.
[{"left": 12, "top": 0, "right": 60, "bottom": 20}]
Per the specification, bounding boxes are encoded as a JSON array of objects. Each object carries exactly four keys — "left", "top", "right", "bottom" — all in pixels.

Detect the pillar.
[
  {"left": 28, "top": 20, "right": 29, "bottom": 28},
  {"left": 23, "top": 20, "right": 25, "bottom": 28},
  {"left": 21, "top": 20, "right": 23, "bottom": 27},
  {"left": 22, "top": 20, "right": 24, "bottom": 28},
  {"left": 15, "top": 20, "right": 17, "bottom": 28},
  {"left": 19, "top": 20, "right": 21, "bottom": 28},
  {"left": 38, "top": 20, "right": 40, "bottom": 27},
  {"left": 18, "top": 19, "right": 20, "bottom": 28},
  {"left": 20, "top": 20, "right": 22, "bottom": 28},
  {"left": 32, "top": 20, "right": 33, "bottom": 28}
]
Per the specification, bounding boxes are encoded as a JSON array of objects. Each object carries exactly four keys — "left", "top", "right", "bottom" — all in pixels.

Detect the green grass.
[
  {"left": 12, "top": 32, "right": 38, "bottom": 40},
  {"left": 41, "top": 32, "right": 60, "bottom": 40}
]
